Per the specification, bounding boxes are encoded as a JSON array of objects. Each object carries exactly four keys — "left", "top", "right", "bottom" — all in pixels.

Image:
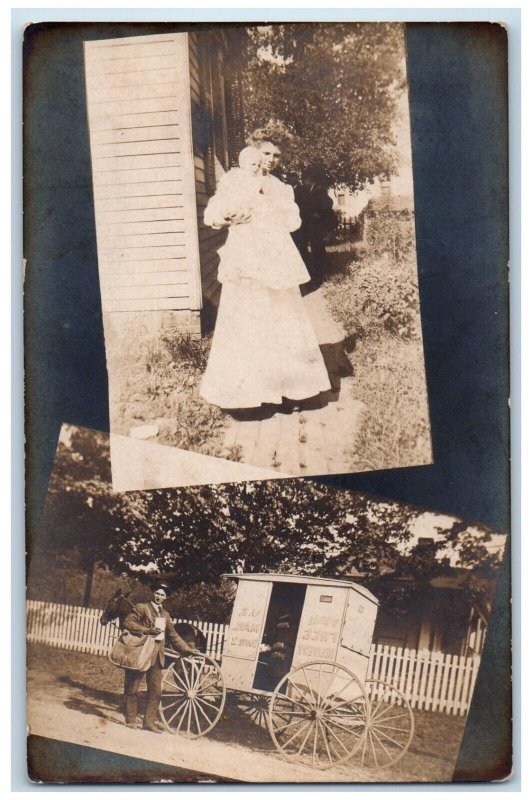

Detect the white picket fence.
[{"left": 27, "top": 599, "right": 480, "bottom": 716}]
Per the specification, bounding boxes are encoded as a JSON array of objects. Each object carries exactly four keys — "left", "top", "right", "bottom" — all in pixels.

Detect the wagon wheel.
[
  {"left": 234, "top": 691, "right": 270, "bottom": 728},
  {"left": 158, "top": 654, "right": 226, "bottom": 739},
  {"left": 352, "top": 680, "right": 414, "bottom": 771},
  {"left": 267, "top": 660, "right": 369, "bottom": 770}
]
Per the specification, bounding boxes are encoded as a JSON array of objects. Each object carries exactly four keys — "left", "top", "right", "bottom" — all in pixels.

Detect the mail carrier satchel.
[{"left": 109, "top": 630, "right": 155, "bottom": 672}]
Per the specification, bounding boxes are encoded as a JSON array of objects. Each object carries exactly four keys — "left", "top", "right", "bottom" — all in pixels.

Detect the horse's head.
[{"left": 100, "top": 589, "right": 133, "bottom": 627}]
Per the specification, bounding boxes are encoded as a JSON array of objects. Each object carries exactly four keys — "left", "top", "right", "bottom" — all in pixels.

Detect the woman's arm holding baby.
[{"left": 204, "top": 170, "right": 253, "bottom": 229}]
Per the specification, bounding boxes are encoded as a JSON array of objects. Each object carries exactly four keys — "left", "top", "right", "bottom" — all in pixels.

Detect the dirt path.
[
  {"left": 221, "top": 289, "right": 366, "bottom": 476},
  {"left": 27, "top": 679, "right": 364, "bottom": 783},
  {"left": 27, "top": 646, "right": 461, "bottom": 784}
]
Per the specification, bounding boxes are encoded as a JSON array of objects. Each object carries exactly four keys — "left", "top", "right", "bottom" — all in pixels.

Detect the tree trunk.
[{"left": 83, "top": 559, "right": 96, "bottom": 607}]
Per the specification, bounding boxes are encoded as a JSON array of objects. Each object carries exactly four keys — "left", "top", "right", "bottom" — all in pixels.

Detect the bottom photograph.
[{"left": 26, "top": 425, "right": 507, "bottom": 784}]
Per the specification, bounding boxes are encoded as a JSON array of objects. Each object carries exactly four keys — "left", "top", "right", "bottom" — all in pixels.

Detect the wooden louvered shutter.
[{"left": 84, "top": 33, "right": 201, "bottom": 314}]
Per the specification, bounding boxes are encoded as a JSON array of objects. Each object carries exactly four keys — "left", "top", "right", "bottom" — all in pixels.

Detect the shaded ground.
[
  {"left": 27, "top": 644, "right": 465, "bottom": 784},
  {"left": 105, "top": 236, "right": 431, "bottom": 478},
  {"left": 321, "top": 244, "right": 432, "bottom": 472}
]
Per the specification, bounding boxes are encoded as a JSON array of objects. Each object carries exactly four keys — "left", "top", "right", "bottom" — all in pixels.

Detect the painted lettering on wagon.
[
  {"left": 306, "top": 614, "right": 338, "bottom": 627},
  {"left": 297, "top": 643, "right": 336, "bottom": 659},
  {"left": 232, "top": 620, "right": 261, "bottom": 634},
  {"left": 238, "top": 606, "right": 261, "bottom": 618},
  {"left": 229, "top": 635, "right": 259, "bottom": 649},
  {"left": 299, "top": 628, "right": 338, "bottom": 644}
]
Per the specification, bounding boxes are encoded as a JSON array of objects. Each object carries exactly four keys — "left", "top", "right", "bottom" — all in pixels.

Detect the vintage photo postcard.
[
  {"left": 24, "top": 22, "right": 431, "bottom": 491},
  {"left": 27, "top": 425, "right": 506, "bottom": 783}
]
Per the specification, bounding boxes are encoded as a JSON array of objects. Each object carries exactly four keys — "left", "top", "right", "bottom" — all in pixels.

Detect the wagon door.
[
  {"left": 339, "top": 588, "right": 379, "bottom": 681},
  {"left": 222, "top": 580, "right": 272, "bottom": 691},
  {"left": 292, "top": 585, "right": 347, "bottom": 669}
]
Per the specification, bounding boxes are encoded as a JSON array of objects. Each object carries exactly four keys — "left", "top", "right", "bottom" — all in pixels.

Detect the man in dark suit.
[
  {"left": 292, "top": 167, "right": 336, "bottom": 288},
  {"left": 123, "top": 583, "right": 195, "bottom": 732}
]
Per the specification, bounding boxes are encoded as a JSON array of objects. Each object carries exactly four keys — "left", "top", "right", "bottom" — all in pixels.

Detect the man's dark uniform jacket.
[
  {"left": 124, "top": 602, "right": 194, "bottom": 665},
  {"left": 121, "top": 601, "right": 194, "bottom": 729}
]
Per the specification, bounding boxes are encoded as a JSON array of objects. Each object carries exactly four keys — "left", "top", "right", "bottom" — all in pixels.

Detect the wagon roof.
[{"left": 222, "top": 573, "right": 379, "bottom": 604}]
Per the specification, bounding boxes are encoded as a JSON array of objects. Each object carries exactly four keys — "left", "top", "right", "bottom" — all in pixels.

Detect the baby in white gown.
[{"left": 204, "top": 147, "right": 311, "bottom": 290}]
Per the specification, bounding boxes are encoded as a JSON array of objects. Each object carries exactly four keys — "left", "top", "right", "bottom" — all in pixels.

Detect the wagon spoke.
[
  {"left": 177, "top": 662, "right": 192, "bottom": 691},
  {"left": 186, "top": 698, "right": 192, "bottom": 736},
  {"left": 163, "top": 672, "right": 185, "bottom": 692},
  {"left": 368, "top": 728, "right": 379, "bottom": 768},
  {"left": 194, "top": 696, "right": 222, "bottom": 713},
  {"left": 323, "top": 710, "right": 366, "bottom": 731},
  {"left": 300, "top": 667, "right": 315, "bottom": 706},
  {"left": 197, "top": 682, "right": 223, "bottom": 697},
  {"left": 272, "top": 714, "right": 310, "bottom": 736},
  {"left": 359, "top": 728, "right": 369, "bottom": 767},
  {"left": 160, "top": 697, "right": 182, "bottom": 713},
  {"left": 371, "top": 721, "right": 411, "bottom": 735},
  {"left": 316, "top": 662, "right": 324, "bottom": 708},
  {"left": 372, "top": 729, "right": 394, "bottom": 764},
  {"left": 168, "top": 698, "right": 189, "bottom": 730},
  {"left": 191, "top": 698, "right": 202, "bottom": 736},
  {"left": 311, "top": 718, "right": 319, "bottom": 766},
  {"left": 281, "top": 719, "right": 313, "bottom": 751},
  {"left": 317, "top": 719, "right": 334, "bottom": 764},
  {"left": 286, "top": 677, "right": 311, "bottom": 705},
  {"left": 324, "top": 683, "right": 364, "bottom": 713},
  {"left": 296, "top": 720, "right": 315, "bottom": 757},
  {"left": 319, "top": 718, "right": 351, "bottom": 755},
  {"left": 369, "top": 724, "right": 406, "bottom": 751},
  {"left": 194, "top": 697, "right": 216, "bottom": 727},
  {"left": 369, "top": 694, "right": 386, "bottom": 721},
  {"left": 196, "top": 674, "right": 221, "bottom": 694},
  {"left": 322, "top": 715, "right": 362, "bottom": 738},
  {"left": 188, "top": 657, "right": 200, "bottom": 691},
  {"left": 275, "top": 694, "right": 311, "bottom": 712},
  {"left": 371, "top": 709, "right": 411, "bottom": 724}
]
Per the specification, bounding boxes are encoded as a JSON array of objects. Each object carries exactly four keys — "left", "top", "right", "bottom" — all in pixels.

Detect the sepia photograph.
[
  {"left": 24, "top": 22, "right": 431, "bottom": 490},
  {"left": 27, "top": 425, "right": 506, "bottom": 783},
  {"left": 21, "top": 15, "right": 512, "bottom": 787}
]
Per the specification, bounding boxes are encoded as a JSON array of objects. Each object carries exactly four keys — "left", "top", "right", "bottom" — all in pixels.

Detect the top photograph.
[{"left": 25, "top": 22, "right": 432, "bottom": 490}]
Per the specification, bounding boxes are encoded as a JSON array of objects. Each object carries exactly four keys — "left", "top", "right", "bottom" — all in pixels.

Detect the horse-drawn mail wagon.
[{"left": 158, "top": 573, "right": 414, "bottom": 771}]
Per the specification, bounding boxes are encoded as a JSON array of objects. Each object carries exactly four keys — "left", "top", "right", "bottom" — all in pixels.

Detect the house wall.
[
  {"left": 84, "top": 33, "right": 202, "bottom": 335},
  {"left": 189, "top": 31, "right": 243, "bottom": 329}
]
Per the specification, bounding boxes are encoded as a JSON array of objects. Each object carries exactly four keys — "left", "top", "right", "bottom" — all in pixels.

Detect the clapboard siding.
[
  {"left": 87, "top": 69, "right": 179, "bottom": 91},
  {"left": 97, "top": 206, "right": 185, "bottom": 225},
  {"left": 101, "top": 271, "right": 188, "bottom": 289},
  {"left": 98, "top": 258, "right": 187, "bottom": 276},
  {"left": 104, "top": 297, "right": 192, "bottom": 312},
  {"left": 89, "top": 125, "right": 180, "bottom": 146},
  {"left": 95, "top": 194, "right": 182, "bottom": 214},
  {"left": 85, "top": 32, "right": 201, "bottom": 314}
]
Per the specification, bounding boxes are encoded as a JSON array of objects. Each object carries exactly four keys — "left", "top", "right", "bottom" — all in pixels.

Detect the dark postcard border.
[{"left": 22, "top": 21, "right": 511, "bottom": 784}]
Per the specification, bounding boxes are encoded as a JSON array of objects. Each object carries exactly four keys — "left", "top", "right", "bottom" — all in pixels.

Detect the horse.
[
  {"left": 100, "top": 589, "right": 135, "bottom": 631},
  {"left": 100, "top": 589, "right": 208, "bottom": 653}
]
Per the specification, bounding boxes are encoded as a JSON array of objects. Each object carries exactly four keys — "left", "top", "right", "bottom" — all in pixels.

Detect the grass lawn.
[
  {"left": 322, "top": 243, "right": 432, "bottom": 472},
  {"left": 107, "top": 327, "right": 230, "bottom": 458}
]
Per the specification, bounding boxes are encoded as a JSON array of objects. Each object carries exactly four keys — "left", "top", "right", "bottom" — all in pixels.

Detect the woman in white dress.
[{"left": 199, "top": 132, "right": 331, "bottom": 410}]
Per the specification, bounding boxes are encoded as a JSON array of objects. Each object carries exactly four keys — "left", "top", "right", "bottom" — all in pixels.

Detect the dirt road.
[{"left": 27, "top": 645, "right": 463, "bottom": 784}]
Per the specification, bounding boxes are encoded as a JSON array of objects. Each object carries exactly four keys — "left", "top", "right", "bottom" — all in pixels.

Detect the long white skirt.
[{"left": 200, "top": 279, "right": 332, "bottom": 409}]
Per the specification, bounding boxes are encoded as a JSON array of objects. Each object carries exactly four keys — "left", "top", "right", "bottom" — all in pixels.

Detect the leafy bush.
[
  {"left": 325, "top": 251, "right": 422, "bottom": 342},
  {"left": 365, "top": 208, "right": 415, "bottom": 264}
]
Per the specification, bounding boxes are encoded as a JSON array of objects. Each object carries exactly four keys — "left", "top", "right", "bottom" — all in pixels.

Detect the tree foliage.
[
  {"left": 32, "top": 427, "right": 505, "bottom": 617},
  {"left": 240, "top": 23, "right": 406, "bottom": 190}
]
